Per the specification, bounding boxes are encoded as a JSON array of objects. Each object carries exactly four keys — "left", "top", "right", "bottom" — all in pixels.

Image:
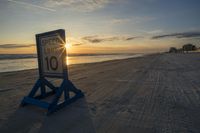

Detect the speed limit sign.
[
  {"left": 36, "top": 29, "right": 67, "bottom": 78},
  {"left": 21, "top": 29, "right": 84, "bottom": 114}
]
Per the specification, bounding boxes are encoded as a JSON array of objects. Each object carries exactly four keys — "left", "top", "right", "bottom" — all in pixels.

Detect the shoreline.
[
  {"left": 0, "top": 53, "right": 146, "bottom": 73},
  {"left": 0, "top": 54, "right": 149, "bottom": 93},
  {"left": 0, "top": 53, "right": 144, "bottom": 60}
]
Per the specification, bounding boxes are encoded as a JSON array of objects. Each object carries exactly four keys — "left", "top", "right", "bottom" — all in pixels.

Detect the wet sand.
[{"left": 1, "top": 53, "right": 200, "bottom": 133}]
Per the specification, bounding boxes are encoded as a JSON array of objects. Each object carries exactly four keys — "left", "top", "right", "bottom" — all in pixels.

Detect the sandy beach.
[{"left": 0, "top": 53, "right": 200, "bottom": 133}]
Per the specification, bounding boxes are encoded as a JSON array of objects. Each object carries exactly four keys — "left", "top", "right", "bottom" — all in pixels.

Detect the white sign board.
[{"left": 36, "top": 29, "right": 67, "bottom": 77}]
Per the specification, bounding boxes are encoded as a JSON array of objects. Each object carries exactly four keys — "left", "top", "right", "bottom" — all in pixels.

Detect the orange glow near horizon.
[
  {"left": 0, "top": 44, "right": 168, "bottom": 54},
  {"left": 0, "top": 37, "right": 175, "bottom": 54}
]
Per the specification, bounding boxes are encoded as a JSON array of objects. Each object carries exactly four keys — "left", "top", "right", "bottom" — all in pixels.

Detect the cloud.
[
  {"left": 152, "top": 32, "right": 200, "bottom": 39},
  {"left": 145, "top": 29, "right": 163, "bottom": 34},
  {"left": 7, "top": 0, "right": 56, "bottom": 12},
  {"left": 125, "top": 36, "right": 142, "bottom": 41},
  {"left": 0, "top": 44, "right": 35, "bottom": 49},
  {"left": 82, "top": 35, "right": 141, "bottom": 43},
  {"left": 82, "top": 36, "right": 118, "bottom": 43},
  {"left": 110, "top": 18, "right": 130, "bottom": 24},
  {"left": 45, "top": 0, "right": 112, "bottom": 12},
  {"left": 72, "top": 43, "right": 83, "bottom": 46},
  {"left": 108, "top": 16, "right": 155, "bottom": 26}
]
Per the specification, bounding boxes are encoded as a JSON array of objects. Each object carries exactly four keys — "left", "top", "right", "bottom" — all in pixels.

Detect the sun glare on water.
[{"left": 65, "top": 42, "right": 71, "bottom": 65}]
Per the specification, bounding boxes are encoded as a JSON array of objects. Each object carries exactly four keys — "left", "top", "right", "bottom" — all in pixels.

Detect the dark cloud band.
[
  {"left": 152, "top": 32, "right": 200, "bottom": 39},
  {"left": 72, "top": 43, "right": 83, "bottom": 46},
  {"left": 0, "top": 44, "right": 35, "bottom": 49},
  {"left": 82, "top": 35, "right": 141, "bottom": 43}
]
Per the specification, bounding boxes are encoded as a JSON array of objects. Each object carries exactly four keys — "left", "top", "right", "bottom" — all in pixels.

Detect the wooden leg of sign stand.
[
  {"left": 47, "top": 80, "right": 84, "bottom": 115},
  {"left": 20, "top": 78, "right": 84, "bottom": 115}
]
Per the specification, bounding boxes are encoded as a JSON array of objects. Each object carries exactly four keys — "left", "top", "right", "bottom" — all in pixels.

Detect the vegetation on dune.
[{"left": 169, "top": 43, "right": 198, "bottom": 53}]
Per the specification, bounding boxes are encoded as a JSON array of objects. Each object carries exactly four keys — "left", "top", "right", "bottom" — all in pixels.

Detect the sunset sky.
[{"left": 0, "top": 0, "right": 200, "bottom": 54}]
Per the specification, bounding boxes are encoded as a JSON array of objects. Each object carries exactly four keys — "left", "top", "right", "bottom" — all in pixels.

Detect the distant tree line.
[{"left": 169, "top": 44, "right": 198, "bottom": 53}]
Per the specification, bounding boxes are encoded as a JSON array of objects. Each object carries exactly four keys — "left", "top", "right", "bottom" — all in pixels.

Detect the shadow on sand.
[{"left": 0, "top": 98, "right": 96, "bottom": 133}]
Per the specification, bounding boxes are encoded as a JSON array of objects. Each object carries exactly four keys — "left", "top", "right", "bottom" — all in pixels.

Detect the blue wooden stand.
[
  {"left": 21, "top": 29, "right": 84, "bottom": 115},
  {"left": 21, "top": 77, "right": 84, "bottom": 115}
]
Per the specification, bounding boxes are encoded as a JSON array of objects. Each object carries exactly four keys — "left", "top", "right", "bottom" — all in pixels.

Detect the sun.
[{"left": 65, "top": 42, "right": 71, "bottom": 49}]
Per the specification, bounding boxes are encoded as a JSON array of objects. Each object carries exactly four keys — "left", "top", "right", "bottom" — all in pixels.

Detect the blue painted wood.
[
  {"left": 23, "top": 97, "right": 49, "bottom": 109},
  {"left": 43, "top": 78, "right": 57, "bottom": 90},
  {"left": 28, "top": 79, "right": 41, "bottom": 98}
]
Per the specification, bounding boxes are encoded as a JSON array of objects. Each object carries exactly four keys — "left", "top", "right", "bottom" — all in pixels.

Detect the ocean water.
[{"left": 0, "top": 54, "right": 144, "bottom": 73}]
